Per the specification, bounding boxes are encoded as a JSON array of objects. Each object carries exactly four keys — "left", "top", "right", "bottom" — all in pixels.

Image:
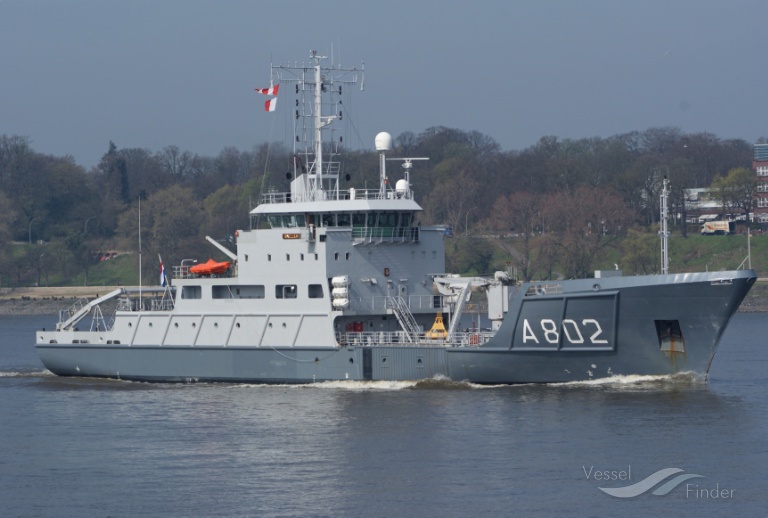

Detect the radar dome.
[
  {"left": 395, "top": 179, "right": 409, "bottom": 194},
  {"left": 375, "top": 132, "right": 393, "bottom": 151}
]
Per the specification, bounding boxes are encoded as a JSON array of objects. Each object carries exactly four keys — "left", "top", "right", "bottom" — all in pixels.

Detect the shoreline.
[
  {"left": 0, "top": 286, "right": 129, "bottom": 316},
  {"left": 2, "top": 282, "right": 767, "bottom": 315}
]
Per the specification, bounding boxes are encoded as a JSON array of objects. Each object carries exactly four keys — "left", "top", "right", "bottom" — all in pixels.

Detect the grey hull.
[
  {"left": 35, "top": 345, "right": 449, "bottom": 384},
  {"left": 36, "top": 270, "right": 756, "bottom": 384}
]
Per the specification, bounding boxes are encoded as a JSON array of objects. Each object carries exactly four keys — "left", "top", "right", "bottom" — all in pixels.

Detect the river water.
[{"left": 1, "top": 314, "right": 766, "bottom": 517}]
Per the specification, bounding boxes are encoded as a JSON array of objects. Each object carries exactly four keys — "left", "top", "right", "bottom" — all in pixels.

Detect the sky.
[{"left": 1, "top": 0, "right": 766, "bottom": 169}]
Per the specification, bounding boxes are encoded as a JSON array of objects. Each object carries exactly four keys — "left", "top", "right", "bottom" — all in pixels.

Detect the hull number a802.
[{"left": 522, "top": 318, "right": 608, "bottom": 345}]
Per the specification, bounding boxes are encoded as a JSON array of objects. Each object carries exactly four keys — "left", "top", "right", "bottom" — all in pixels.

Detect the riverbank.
[
  {"left": 0, "top": 286, "right": 127, "bottom": 316},
  {"left": 2, "top": 281, "right": 768, "bottom": 315}
]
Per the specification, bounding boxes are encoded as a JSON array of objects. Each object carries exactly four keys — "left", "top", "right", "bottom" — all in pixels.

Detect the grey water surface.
[{"left": 1, "top": 314, "right": 765, "bottom": 517}]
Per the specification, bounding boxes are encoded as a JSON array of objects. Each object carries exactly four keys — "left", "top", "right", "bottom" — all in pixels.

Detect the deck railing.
[
  {"left": 337, "top": 330, "right": 494, "bottom": 348},
  {"left": 261, "top": 187, "right": 413, "bottom": 204}
]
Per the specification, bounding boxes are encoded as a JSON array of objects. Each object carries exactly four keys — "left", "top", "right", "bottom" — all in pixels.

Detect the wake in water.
[
  {"left": 295, "top": 372, "right": 706, "bottom": 392},
  {"left": 547, "top": 371, "right": 705, "bottom": 390},
  {"left": 5, "top": 371, "right": 704, "bottom": 392},
  {"left": 0, "top": 369, "right": 55, "bottom": 378},
  {"left": 229, "top": 375, "right": 484, "bottom": 391}
]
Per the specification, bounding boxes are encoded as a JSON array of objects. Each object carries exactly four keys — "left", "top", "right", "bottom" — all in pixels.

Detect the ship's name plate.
[{"left": 282, "top": 233, "right": 301, "bottom": 239}]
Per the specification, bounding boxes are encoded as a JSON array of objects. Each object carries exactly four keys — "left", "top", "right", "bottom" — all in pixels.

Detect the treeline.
[{"left": 0, "top": 126, "right": 757, "bottom": 286}]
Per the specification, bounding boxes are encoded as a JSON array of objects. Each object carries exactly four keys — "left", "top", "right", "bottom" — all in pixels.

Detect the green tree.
[
  {"left": 543, "top": 186, "right": 637, "bottom": 278},
  {"left": 667, "top": 158, "right": 696, "bottom": 237},
  {"left": 725, "top": 167, "right": 758, "bottom": 228},
  {"left": 487, "top": 191, "right": 544, "bottom": 281},
  {"left": 620, "top": 227, "right": 659, "bottom": 274},
  {"left": 709, "top": 167, "right": 757, "bottom": 227},
  {"left": 445, "top": 237, "right": 494, "bottom": 275},
  {"left": 116, "top": 185, "right": 204, "bottom": 283}
]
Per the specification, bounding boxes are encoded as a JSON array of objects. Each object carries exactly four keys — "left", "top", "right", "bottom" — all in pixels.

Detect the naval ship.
[{"left": 36, "top": 51, "right": 756, "bottom": 384}]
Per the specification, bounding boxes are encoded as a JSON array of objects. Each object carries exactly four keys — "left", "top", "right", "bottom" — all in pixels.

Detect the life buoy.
[{"left": 384, "top": 267, "right": 390, "bottom": 277}]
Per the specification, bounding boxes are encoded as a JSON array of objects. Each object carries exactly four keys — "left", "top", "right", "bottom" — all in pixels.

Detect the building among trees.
[{"left": 753, "top": 143, "right": 768, "bottom": 223}]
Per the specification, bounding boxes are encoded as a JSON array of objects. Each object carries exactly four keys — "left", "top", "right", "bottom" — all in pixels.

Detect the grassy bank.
[{"left": 12, "top": 231, "right": 767, "bottom": 290}]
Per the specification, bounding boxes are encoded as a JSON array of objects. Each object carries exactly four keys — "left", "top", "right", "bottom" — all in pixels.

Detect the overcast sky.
[{"left": 1, "top": 0, "right": 766, "bottom": 169}]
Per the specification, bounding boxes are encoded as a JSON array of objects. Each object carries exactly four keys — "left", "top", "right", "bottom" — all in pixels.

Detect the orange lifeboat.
[{"left": 189, "top": 258, "right": 231, "bottom": 276}]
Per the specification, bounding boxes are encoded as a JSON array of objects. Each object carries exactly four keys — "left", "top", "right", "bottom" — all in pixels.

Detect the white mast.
[
  {"left": 659, "top": 176, "right": 669, "bottom": 275},
  {"left": 313, "top": 51, "right": 325, "bottom": 199},
  {"left": 270, "top": 49, "right": 363, "bottom": 203},
  {"left": 138, "top": 195, "right": 143, "bottom": 307}
]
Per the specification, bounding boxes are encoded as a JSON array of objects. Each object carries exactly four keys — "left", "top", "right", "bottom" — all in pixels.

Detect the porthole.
[
  {"left": 128, "top": 322, "right": 133, "bottom": 328},
  {"left": 174, "top": 323, "right": 179, "bottom": 328},
  {"left": 236, "top": 323, "right": 241, "bottom": 328},
  {"left": 214, "top": 323, "right": 218, "bottom": 328},
  {"left": 349, "top": 358, "right": 354, "bottom": 364},
  {"left": 282, "top": 322, "right": 287, "bottom": 328},
  {"left": 149, "top": 322, "right": 153, "bottom": 328},
  {"left": 192, "top": 322, "right": 196, "bottom": 328}
]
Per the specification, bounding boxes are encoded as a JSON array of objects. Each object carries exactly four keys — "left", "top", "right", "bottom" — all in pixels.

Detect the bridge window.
[
  {"left": 337, "top": 213, "right": 351, "bottom": 227},
  {"left": 352, "top": 213, "right": 366, "bottom": 227},
  {"left": 379, "top": 212, "right": 397, "bottom": 227},
  {"left": 268, "top": 215, "right": 281, "bottom": 228}
]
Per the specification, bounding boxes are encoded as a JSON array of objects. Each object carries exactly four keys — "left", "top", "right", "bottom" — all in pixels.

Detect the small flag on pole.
[
  {"left": 255, "top": 85, "right": 280, "bottom": 96},
  {"left": 159, "top": 258, "right": 167, "bottom": 287},
  {"left": 264, "top": 97, "right": 277, "bottom": 112}
]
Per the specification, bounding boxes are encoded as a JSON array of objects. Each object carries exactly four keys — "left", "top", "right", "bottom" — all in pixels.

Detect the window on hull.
[
  {"left": 276, "top": 284, "right": 298, "bottom": 299},
  {"left": 212, "top": 285, "right": 265, "bottom": 299},
  {"left": 181, "top": 286, "right": 202, "bottom": 299}
]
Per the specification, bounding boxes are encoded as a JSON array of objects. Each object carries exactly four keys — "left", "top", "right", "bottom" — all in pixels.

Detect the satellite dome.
[
  {"left": 375, "top": 132, "right": 393, "bottom": 151},
  {"left": 395, "top": 179, "right": 409, "bottom": 194}
]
